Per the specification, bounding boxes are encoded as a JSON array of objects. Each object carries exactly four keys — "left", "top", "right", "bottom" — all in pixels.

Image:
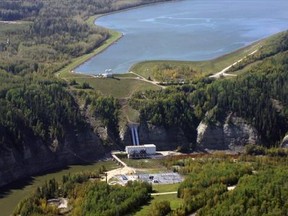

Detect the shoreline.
[
  {"left": 56, "top": 29, "right": 123, "bottom": 78},
  {"left": 57, "top": 0, "right": 287, "bottom": 78},
  {"left": 57, "top": 0, "right": 176, "bottom": 78}
]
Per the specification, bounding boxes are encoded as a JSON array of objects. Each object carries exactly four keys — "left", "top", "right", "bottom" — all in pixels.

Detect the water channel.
[{"left": 76, "top": 0, "right": 288, "bottom": 74}]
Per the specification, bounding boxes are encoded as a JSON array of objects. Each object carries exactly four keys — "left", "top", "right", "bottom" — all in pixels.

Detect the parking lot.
[
  {"left": 113, "top": 172, "right": 183, "bottom": 185},
  {"left": 138, "top": 172, "right": 183, "bottom": 184}
]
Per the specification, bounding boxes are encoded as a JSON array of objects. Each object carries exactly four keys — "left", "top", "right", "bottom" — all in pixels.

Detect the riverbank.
[{"left": 0, "top": 160, "right": 120, "bottom": 216}]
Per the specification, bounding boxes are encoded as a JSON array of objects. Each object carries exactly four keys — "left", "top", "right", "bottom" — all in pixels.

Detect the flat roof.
[
  {"left": 144, "top": 144, "right": 156, "bottom": 147},
  {"left": 125, "top": 144, "right": 156, "bottom": 148}
]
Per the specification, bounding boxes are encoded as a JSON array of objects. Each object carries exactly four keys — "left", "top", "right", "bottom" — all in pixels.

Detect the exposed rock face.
[
  {"left": 281, "top": 135, "right": 288, "bottom": 148},
  {"left": 197, "top": 115, "right": 259, "bottom": 152},
  {"left": 121, "top": 121, "right": 189, "bottom": 150},
  {"left": 121, "top": 124, "right": 131, "bottom": 145},
  {"left": 0, "top": 129, "right": 105, "bottom": 187}
]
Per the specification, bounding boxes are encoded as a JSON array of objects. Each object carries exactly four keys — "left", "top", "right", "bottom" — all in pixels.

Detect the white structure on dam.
[{"left": 125, "top": 144, "right": 156, "bottom": 159}]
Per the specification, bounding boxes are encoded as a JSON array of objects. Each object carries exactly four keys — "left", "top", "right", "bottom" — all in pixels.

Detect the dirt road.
[{"left": 210, "top": 49, "right": 258, "bottom": 78}]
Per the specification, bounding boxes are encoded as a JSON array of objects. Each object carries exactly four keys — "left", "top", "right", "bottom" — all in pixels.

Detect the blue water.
[{"left": 76, "top": 0, "right": 288, "bottom": 74}]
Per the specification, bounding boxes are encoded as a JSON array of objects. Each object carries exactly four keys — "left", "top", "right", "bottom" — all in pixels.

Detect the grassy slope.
[
  {"left": 153, "top": 183, "right": 180, "bottom": 193},
  {"left": 58, "top": 14, "right": 160, "bottom": 99},
  {"left": 60, "top": 32, "right": 262, "bottom": 98},
  {"left": 227, "top": 30, "right": 288, "bottom": 74},
  {"left": 122, "top": 158, "right": 167, "bottom": 171},
  {"left": 134, "top": 183, "right": 182, "bottom": 215},
  {"left": 130, "top": 40, "right": 263, "bottom": 79},
  {"left": 71, "top": 75, "right": 160, "bottom": 98}
]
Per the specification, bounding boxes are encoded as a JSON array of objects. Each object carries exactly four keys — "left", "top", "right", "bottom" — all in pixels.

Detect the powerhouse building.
[{"left": 125, "top": 144, "right": 156, "bottom": 158}]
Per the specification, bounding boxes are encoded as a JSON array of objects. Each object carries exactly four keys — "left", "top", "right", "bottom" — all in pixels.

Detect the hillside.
[
  {"left": 129, "top": 31, "right": 288, "bottom": 150},
  {"left": 0, "top": 0, "right": 288, "bottom": 188},
  {"left": 0, "top": 1, "right": 288, "bottom": 215},
  {"left": 0, "top": 0, "right": 173, "bottom": 187}
]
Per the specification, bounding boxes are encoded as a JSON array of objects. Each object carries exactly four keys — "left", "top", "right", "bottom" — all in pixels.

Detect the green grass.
[
  {"left": 69, "top": 76, "right": 160, "bottom": 98},
  {"left": 86, "top": 15, "right": 101, "bottom": 27},
  {"left": 114, "top": 72, "right": 139, "bottom": 78},
  {"left": 130, "top": 40, "right": 263, "bottom": 80},
  {"left": 122, "top": 158, "right": 167, "bottom": 170},
  {"left": 134, "top": 194, "right": 183, "bottom": 216},
  {"left": 153, "top": 183, "right": 180, "bottom": 193}
]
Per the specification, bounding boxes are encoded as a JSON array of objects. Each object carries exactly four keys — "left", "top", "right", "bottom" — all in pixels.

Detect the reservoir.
[{"left": 76, "top": 0, "right": 288, "bottom": 74}]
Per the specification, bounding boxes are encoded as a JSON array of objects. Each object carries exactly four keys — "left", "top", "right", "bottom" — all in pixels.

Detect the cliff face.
[
  {"left": 197, "top": 115, "right": 259, "bottom": 152},
  {"left": 0, "top": 128, "right": 105, "bottom": 187},
  {"left": 121, "top": 121, "right": 189, "bottom": 150},
  {"left": 121, "top": 114, "right": 259, "bottom": 152}
]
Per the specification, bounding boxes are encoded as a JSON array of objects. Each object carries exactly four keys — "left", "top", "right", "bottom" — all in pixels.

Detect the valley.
[{"left": 0, "top": 0, "right": 288, "bottom": 215}]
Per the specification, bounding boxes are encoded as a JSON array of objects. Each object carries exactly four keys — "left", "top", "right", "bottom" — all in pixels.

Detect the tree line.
[
  {"left": 13, "top": 170, "right": 152, "bottom": 216},
  {"left": 130, "top": 31, "right": 288, "bottom": 148},
  {"left": 159, "top": 153, "right": 288, "bottom": 216},
  {"left": 0, "top": 0, "right": 172, "bottom": 76}
]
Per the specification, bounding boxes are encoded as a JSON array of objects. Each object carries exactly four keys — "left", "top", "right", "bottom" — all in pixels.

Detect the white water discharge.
[
  {"left": 134, "top": 127, "right": 140, "bottom": 145},
  {"left": 130, "top": 125, "right": 140, "bottom": 145},
  {"left": 131, "top": 126, "right": 136, "bottom": 145}
]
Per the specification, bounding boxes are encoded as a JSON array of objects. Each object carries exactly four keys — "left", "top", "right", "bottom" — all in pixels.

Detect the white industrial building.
[
  {"left": 102, "top": 73, "right": 113, "bottom": 78},
  {"left": 125, "top": 144, "right": 156, "bottom": 159}
]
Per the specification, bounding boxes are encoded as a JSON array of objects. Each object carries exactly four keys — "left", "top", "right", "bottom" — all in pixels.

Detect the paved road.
[
  {"left": 106, "top": 154, "right": 136, "bottom": 182},
  {"left": 151, "top": 191, "right": 178, "bottom": 196},
  {"left": 112, "top": 154, "right": 127, "bottom": 167}
]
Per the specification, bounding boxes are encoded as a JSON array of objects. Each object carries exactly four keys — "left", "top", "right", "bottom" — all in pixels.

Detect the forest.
[
  {"left": 161, "top": 153, "right": 288, "bottom": 216},
  {"left": 130, "top": 31, "right": 288, "bottom": 148},
  {"left": 1, "top": 0, "right": 288, "bottom": 214},
  {"left": 13, "top": 168, "right": 152, "bottom": 216},
  {"left": 0, "top": 0, "right": 173, "bottom": 151},
  {"left": 12, "top": 151, "right": 288, "bottom": 216},
  {"left": 1, "top": 0, "right": 287, "bottom": 151},
  {"left": 0, "top": 0, "right": 172, "bottom": 75}
]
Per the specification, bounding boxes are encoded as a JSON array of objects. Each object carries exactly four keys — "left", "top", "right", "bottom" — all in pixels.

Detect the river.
[
  {"left": 0, "top": 160, "right": 118, "bottom": 216},
  {"left": 76, "top": 0, "right": 288, "bottom": 74}
]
